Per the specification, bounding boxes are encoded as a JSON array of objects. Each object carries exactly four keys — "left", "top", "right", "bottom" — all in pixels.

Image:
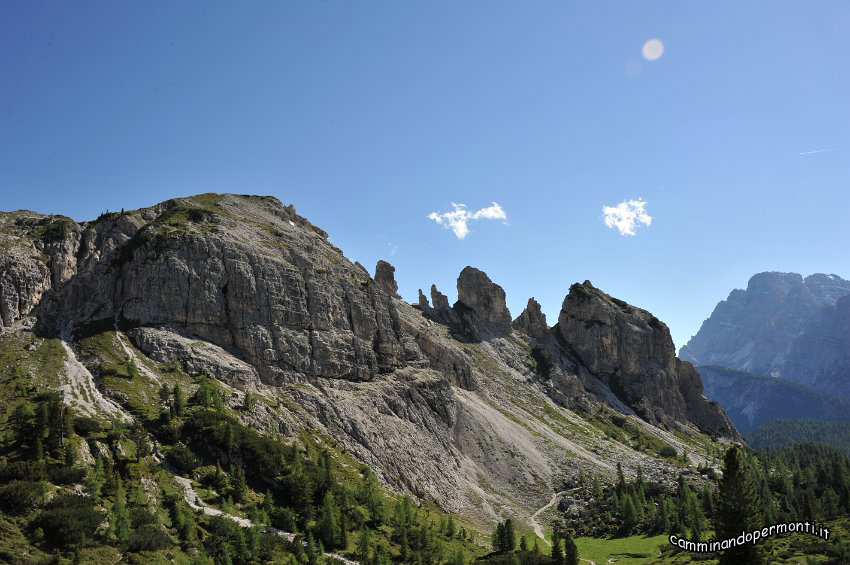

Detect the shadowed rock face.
[
  {"left": 455, "top": 266, "right": 512, "bottom": 334},
  {"left": 557, "top": 281, "right": 739, "bottom": 439},
  {"left": 782, "top": 295, "right": 850, "bottom": 398}
]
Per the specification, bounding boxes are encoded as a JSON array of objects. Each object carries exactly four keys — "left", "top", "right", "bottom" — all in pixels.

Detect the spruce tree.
[
  {"left": 318, "top": 491, "right": 341, "bottom": 550},
  {"left": 356, "top": 525, "right": 371, "bottom": 563},
  {"left": 173, "top": 383, "right": 185, "bottom": 416},
  {"left": 563, "top": 531, "right": 579, "bottom": 565},
  {"left": 503, "top": 518, "right": 516, "bottom": 551},
  {"left": 715, "top": 446, "right": 764, "bottom": 565},
  {"left": 113, "top": 478, "right": 131, "bottom": 543},
  {"left": 492, "top": 522, "right": 506, "bottom": 552},
  {"left": 551, "top": 534, "right": 564, "bottom": 565}
]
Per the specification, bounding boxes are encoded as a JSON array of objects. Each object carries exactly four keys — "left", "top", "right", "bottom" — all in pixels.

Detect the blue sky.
[{"left": 2, "top": 1, "right": 848, "bottom": 349}]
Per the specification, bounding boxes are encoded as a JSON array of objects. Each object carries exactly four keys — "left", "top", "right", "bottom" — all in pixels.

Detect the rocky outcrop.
[
  {"left": 417, "top": 289, "right": 430, "bottom": 310},
  {"left": 128, "top": 326, "right": 261, "bottom": 389},
  {"left": 557, "top": 281, "right": 738, "bottom": 439},
  {"left": 513, "top": 298, "right": 549, "bottom": 339},
  {"left": 455, "top": 267, "right": 512, "bottom": 335},
  {"left": 0, "top": 213, "right": 81, "bottom": 327},
  {"left": 430, "top": 285, "right": 450, "bottom": 310},
  {"left": 680, "top": 272, "right": 850, "bottom": 377},
  {"left": 374, "top": 260, "right": 399, "bottom": 297}
]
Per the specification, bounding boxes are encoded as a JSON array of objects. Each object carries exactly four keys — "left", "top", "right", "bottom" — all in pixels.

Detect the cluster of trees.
[
  {"left": 567, "top": 463, "right": 709, "bottom": 540},
  {"left": 0, "top": 365, "right": 479, "bottom": 565},
  {"left": 482, "top": 519, "right": 578, "bottom": 565},
  {"left": 749, "top": 419, "right": 850, "bottom": 457}
]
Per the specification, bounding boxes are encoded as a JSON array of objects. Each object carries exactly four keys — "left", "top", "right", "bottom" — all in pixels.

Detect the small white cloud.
[
  {"left": 427, "top": 202, "right": 508, "bottom": 239},
  {"left": 388, "top": 243, "right": 398, "bottom": 256},
  {"left": 603, "top": 199, "right": 652, "bottom": 236},
  {"left": 799, "top": 148, "right": 835, "bottom": 155}
]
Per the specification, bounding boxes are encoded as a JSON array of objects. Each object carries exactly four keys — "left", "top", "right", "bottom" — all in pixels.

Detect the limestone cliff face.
[
  {"left": 556, "top": 282, "right": 738, "bottom": 439},
  {"left": 30, "top": 196, "right": 411, "bottom": 383},
  {"left": 0, "top": 212, "right": 81, "bottom": 326}
]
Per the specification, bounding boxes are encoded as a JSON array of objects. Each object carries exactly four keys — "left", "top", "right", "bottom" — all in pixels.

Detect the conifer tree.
[
  {"left": 715, "top": 446, "right": 765, "bottom": 565},
  {"left": 173, "top": 383, "right": 185, "bottom": 416},
  {"left": 551, "top": 534, "right": 564, "bottom": 565},
  {"left": 503, "top": 518, "right": 516, "bottom": 551},
  {"left": 616, "top": 462, "right": 626, "bottom": 495},
  {"left": 113, "top": 478, "right": 131, "bottom": 543},
  {"left": 318, "top": 491, "right": 341, "bottom": 550},
  {"left": 356, "top": 525, "right": 371, "bottom": 563},
  {"left": 563, "top": 531, "right": 579, "bottom": 565},
  {"left": 492, "top": 522, "right": 506, "bottom": 552}
]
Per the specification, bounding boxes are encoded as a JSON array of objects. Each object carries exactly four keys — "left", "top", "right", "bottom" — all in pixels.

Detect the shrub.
[
  {"left": 0, "top": 460, "right": 46, "bottom": 482},
  {"left": 46, "top": 464, "right": 86, "bottom": 485},
  {"left": 0, "top": 481, "right": 43, "bottom": 514},
  {"left": 127, "top": 524, "right": 172, "bottom": 552},
  {"left": 167, "top": 445, "right": 199, "bottom": 474},
  {"left": 73, "top": 416, "right": 103, "bottom": 436},
  {"left": 659, "top": 445, "right": 678, "bottom": 458},
  {"left": 36, "top": 494, "right": 104, "bottom": 548}
]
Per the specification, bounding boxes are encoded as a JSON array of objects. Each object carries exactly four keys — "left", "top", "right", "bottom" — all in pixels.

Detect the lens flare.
[{"left": 642, "top": 39, "right": 664, "bottom": 61}]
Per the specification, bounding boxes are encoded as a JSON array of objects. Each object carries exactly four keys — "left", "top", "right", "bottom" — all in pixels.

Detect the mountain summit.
[{"left": 680, "top": 271, "right": 850, "bottom": 379}]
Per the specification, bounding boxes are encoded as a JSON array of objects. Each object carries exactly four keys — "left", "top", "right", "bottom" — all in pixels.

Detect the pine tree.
[
  {"left": 519, "top": 536, "right": 528, "bottom": 551},
  {"left": 551, "top": 534, "right": 564, "bottom": 565},
  {"left": 492, "top": 522, "right": 506, "bottom": 552},
  {"left": 87, "top": 455, "right": 104, "bottom": 501},
  {"left": 563, "top": 531, "right": 579, "bottom": 565},
  {"left": 622, "top": 494, "right": 638, "bottom": 533},
  {"left": 715, "top": 446, "right": 765, "bottom": 565},
  {"left": 306, "top": 533, "right": 319, "bottom": 565},
  {"left": 503, "top": 518, "right": 516, "bottom": 551},
  {"left": 231, "top": 465, "right": 247, "bottom": 503},
  {"left": 356, "top": 525, "right": 371, "bottom": 563},
  {"left": 173, "top": 383, "right": 185, "bottom": 416},
  {"left": 318, "top": 491, "right": 341, "bottom": 550},
  {"left": 592, "top": 476, "right": 602, "bottom": 501},
  {"left": 616, "top": 462, "right": 626, "bottom": 495},
  {"left": 159, "top": 383, "right": 171, "bottom": 403},
  {"left": 358, "top": 468, "right": 385, "bottom": 525},
  {"left": 113, "top": 478, "right": 131, "bottom": 543}
]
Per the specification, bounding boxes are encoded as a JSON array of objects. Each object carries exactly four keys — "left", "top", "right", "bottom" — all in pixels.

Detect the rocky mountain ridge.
[
  {"left": 681, "top": 271, "right": 850, "bottom": 398},
  {"left": 0, "top": 194, "right": 737, "bottom": 523}
]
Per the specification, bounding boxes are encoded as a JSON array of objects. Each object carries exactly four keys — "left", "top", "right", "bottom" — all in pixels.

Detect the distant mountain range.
[
  {"left": 682, "top": 272, "right": 850, "bottom": 397},
  {"left": 697, "top": 365, "right": 850, "bottom": 436},
  {"left": 684, "top": 272, "right": 850, "bottom": 448}
]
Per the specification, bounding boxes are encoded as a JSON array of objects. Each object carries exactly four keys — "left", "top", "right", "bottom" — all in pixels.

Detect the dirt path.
[
  {"left": 530, "top": 490, "right": 565, "bottom": 543},
  {"left": 579, "top": 559, "right": 596, "bottom": 565}
]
